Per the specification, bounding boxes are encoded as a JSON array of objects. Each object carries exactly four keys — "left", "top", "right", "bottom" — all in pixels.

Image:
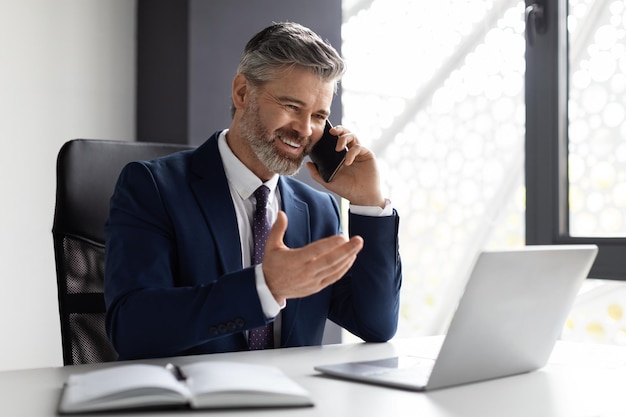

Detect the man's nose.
[{"left": 291, "top": 114, "right": 313, "bottom": 138}]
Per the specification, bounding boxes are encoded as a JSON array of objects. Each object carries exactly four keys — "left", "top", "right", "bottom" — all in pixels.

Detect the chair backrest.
[{"left": 52, "top": 139, "right": 193, "bottom": 365}]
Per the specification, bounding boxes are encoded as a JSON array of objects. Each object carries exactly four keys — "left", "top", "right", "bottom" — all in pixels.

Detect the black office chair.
[{"left": 53, "top": 139, "right": 193, "bottom": 365}]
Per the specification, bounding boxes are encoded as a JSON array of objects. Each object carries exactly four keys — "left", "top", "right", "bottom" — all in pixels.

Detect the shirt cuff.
[
  {"left": 350, "top": 198, "right": 393, "bottom": 217},
  {"left": 255, "top": 264, "right": 285, "bottom": 318}
]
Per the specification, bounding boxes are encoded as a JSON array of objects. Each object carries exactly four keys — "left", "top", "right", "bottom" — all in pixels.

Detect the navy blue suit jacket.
[{"left": 104, "top": 133, "right": 402, "bottom": 360}]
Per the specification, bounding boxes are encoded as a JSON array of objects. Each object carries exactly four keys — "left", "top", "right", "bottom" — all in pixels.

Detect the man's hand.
[
  {"left": 306, "top": 125, "right": 385, "bottom": 208},
  {"left": 262, "top": 211, "right": 364, "bottom": 305}
]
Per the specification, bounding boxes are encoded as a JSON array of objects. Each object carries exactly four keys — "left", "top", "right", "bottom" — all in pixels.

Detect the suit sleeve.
[{"left": 328, "top": 210, "right": 402, "bottom": 342}]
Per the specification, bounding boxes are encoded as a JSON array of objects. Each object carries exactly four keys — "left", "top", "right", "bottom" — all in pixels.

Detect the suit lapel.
[{"left": 189, "top": 133, "right": 242, "bottom": 273}]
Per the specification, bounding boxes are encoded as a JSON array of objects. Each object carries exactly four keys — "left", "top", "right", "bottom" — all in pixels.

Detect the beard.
[{"left": 238, "top": 94, "right": 313, "bottom": 176}]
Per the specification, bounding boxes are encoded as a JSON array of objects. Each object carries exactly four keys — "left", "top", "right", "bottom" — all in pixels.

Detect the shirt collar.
[{"left": 217, "top": 130, "right": 279, "bottom": 201}]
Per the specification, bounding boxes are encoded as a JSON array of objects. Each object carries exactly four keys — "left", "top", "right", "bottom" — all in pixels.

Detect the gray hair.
[{"left": 232, "top": 22, "right": 345, "bottom": 117}]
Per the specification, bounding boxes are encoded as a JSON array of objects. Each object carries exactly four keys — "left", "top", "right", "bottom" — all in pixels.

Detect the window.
[
  {"left": 568, "top": 0, "right": 626, "bottom": 238},
  {"left": 526, "top": 0, "right": 626, "bottom": 344},
  {"left": 343, "top": 0, "right": 626, "bottom": 344},
  {"left": 525, "top": 0, "right": 626, "bottom": 279}
]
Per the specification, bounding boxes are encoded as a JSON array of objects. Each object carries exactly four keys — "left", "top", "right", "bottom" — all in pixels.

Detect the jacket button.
[{"left": 208, "top": 326, "right": 219, "bottom": 336}]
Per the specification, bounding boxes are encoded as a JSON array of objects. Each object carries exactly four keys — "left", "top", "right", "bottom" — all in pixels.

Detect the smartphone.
[{"left": 309, "top": 120, "right": 347, "bottom": 182}]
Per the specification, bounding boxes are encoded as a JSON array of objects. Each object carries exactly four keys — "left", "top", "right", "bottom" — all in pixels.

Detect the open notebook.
[
  {"left": 59, "top": 361, "right": 312, "bottom": 413},
  {"left": 315, "top": 245, "right": 598, "bottom": 391}
]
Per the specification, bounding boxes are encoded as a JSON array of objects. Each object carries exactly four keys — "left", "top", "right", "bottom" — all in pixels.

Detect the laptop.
[{"left": 315, "top": 244, "right": 598, "bottom": 391}]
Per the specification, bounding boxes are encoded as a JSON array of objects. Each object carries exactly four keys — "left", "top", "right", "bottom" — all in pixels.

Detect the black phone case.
[{"left": 309, "top": 121, "right": 347, "bottom": 182}]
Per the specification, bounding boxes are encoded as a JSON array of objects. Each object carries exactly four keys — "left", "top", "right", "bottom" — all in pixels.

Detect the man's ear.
[{"left": 232, "top": 73, "right": 248, "bottom": 110}]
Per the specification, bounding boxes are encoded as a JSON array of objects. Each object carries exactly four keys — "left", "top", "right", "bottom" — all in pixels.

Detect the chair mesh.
[
  {"left": 60, "top": 235, "right": 118, "bottom": 364},
  {"left": 69, "top": 313, "right": 118, "bottom": 364},
  {"left": 63, "top": 235, "right": 105, "bottom": 294}
]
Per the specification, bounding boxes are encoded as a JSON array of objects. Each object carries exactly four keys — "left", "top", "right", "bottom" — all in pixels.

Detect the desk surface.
[{"left": 1, "top": 337, "right": 626, "bottom": 417}]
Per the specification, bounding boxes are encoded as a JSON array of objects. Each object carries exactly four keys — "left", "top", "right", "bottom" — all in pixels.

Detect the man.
[{"left": 104, "top": 22, "right": 402, "bottom": 360}]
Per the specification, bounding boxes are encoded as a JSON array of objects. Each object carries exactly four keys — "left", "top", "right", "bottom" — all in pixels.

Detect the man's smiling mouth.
[
  {"left": 280, "top": 137, "right": 302, "bottom": 148},
  {"left": 276, "top": 134, "right": 306, "bottom": 151}
]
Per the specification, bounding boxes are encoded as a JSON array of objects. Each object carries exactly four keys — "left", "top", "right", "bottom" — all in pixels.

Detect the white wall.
[{"left": 0, "top": 0, "right": 135, "bottom": 370}]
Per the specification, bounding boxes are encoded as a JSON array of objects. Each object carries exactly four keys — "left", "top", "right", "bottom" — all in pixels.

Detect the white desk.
[{"left": 1, "top": 337, "right": 625, "bottom": 416}]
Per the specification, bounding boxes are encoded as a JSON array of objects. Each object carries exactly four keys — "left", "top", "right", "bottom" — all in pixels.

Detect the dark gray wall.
[{"left": 137, "top": 0, "right": 189, "bottom": 143}]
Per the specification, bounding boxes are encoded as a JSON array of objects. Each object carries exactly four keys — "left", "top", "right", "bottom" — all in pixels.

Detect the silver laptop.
[{"left": 315, "top": 245, "right": 598, "bottom": 391}]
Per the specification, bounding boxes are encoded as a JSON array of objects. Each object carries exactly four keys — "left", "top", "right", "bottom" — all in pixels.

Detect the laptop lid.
[{"left": 315, "top": 244, "right": 598, "bottom": 391}]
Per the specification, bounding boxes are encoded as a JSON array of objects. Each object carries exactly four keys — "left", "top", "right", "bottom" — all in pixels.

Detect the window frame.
[{"left": 525, "top": 0, "right": 626, "bottom": 280}]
